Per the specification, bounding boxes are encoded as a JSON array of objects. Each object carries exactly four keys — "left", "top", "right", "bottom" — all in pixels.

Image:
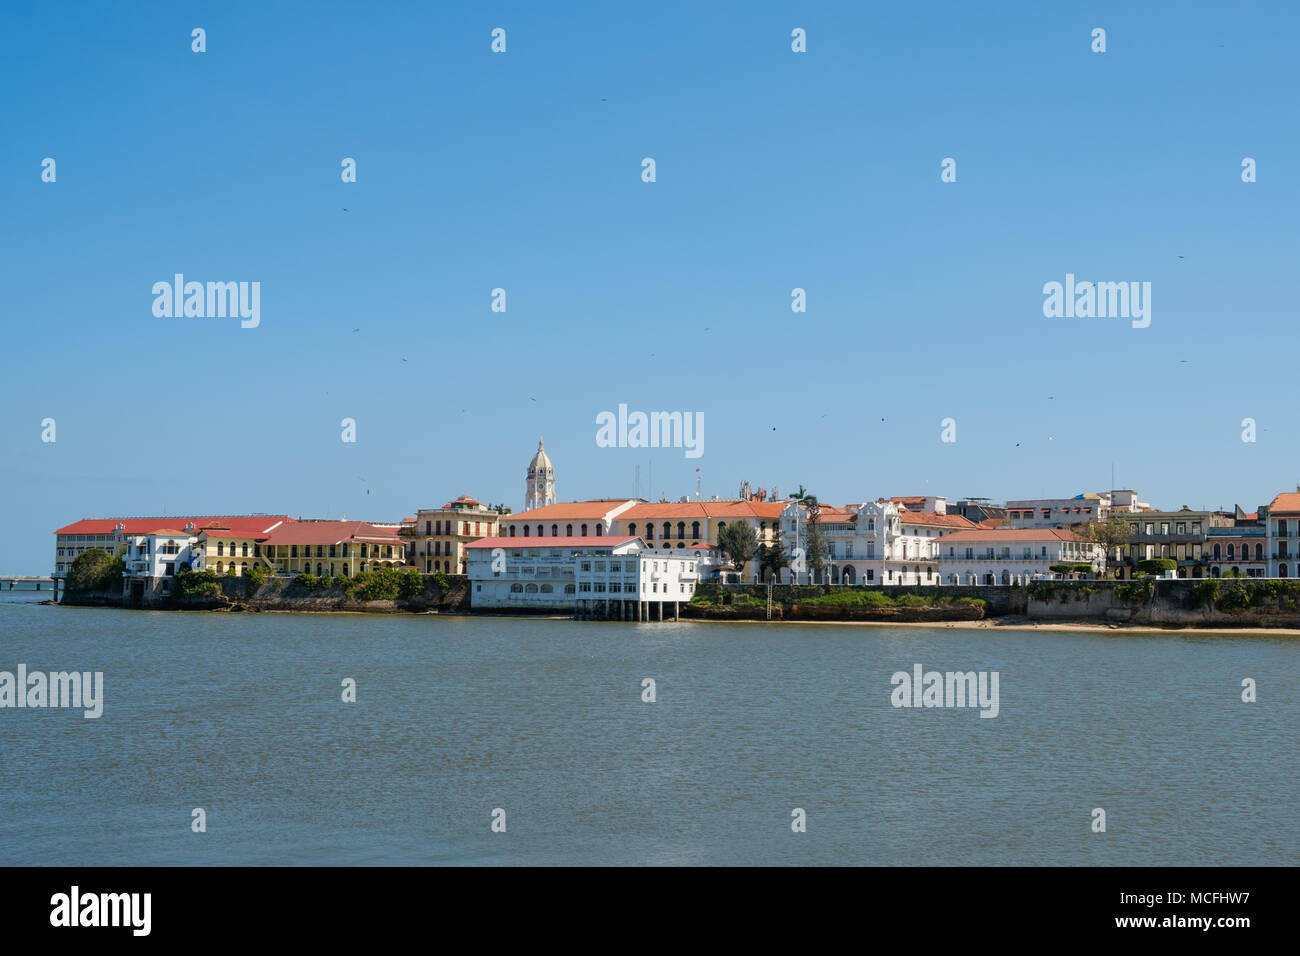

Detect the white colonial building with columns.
[
  {"left": 777, "top": 498, "right": 977, "bottom": 586},
  {"left": 937, "top": 528, "right": 1105, "bottom": 586}
]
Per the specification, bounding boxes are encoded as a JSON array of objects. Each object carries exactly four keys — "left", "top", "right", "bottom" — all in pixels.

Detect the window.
[
  {"left": 692, "top": 521, "right": 700, "bottom": 538},
  {"left": 342, "top": 543, "right": 349, "bottom": 557},
  {"left": 541, "top": 583, "right": 553, "bottom": 593},
  {"left": 217, "top": 541, "right": 224, "bottom": 556},
  {"left": 581, "top": 524, "right": 588, "bottom": 536},
  {"left": 566, "top": 524, "right": 573, "bottom": 536},
  {"left": 510, "top": 583, "right": 523, "bottom": 593},
  {"left": 1176, "top": 523, "right": 1186, "bottom": 534},
  {"left": 425, "top": 521, "right": 431, "bottom": 535}
]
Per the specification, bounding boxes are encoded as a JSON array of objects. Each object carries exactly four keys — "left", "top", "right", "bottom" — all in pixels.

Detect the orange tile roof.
[
  {"left": 940, "top": 528, "right": 1085, "bottom": 543},
  {"left": 502, "top": 500, "right": 637, "bottom": 522},
  {"left": 1268, "top": 493, "right": 1300, "bottom": 513},
  {"left": 465, "top": 536, "right": 637, "bottom": 549},
  {"left": 624, "top": 501, "right": 785, "bottom": 519},
  {"left": 900, "top": 512, "right": 976, "bottom": 529},
  {"left": 55, "top": 516, "right": 293, "bottom": 536}
]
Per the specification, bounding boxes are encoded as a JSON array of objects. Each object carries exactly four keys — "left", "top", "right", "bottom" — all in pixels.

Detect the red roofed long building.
[
  {"left": 262, "top": 521, "right": 405, "bottom": 578},
  {"left": 54, "top": 515, "right": 293, "bottom": 576}
]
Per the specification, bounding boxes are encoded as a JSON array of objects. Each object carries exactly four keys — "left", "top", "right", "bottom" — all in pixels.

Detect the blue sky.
[{"left": 2, "top": 1, "right": 1298, "bottom": 571}]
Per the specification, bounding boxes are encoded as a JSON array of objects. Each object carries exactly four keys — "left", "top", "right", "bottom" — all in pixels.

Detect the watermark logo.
[
  {"left": 341, "top": 418, "right": 357, "bottom": 443},
  {"left": 41, "top": 157, "right": 56, "bottom": 182},
  {"left": 890, "top": 664, "right": 999, "bottom": 718},
  {"left": 1091, "top": 28, "right": 1106, "bottom": 53},
  {"left": 191, "top": 807, "right": 206, "bottom": 832},
  {"left": 152, "top": 274, "right": 260, "bottom": 328},
  {"left": 1242, "top": 157, "right": 1256, "bottom": 182},
  {"left": 790, "top": 28, "right": 806, "bottom": 53},
  {"left": 941, "top": 157, "right": 956, "bottom": 182},
  {"left": 941, "top": 417, "right": 957, "bottom": 443},
  {"left": 595, "top": 404, "right": 704, "bottom": 459},
  {"left": 1091, "top": 807, "right": 1107, "bottom": 832},
  {"left": 641, "top": 157, "right": 656, "bottom": 182},
  {"left": 791, "top": 287, "right": 806, "bottom": 312},
  {"left": 491, "top": 287, "right": 506, "bottom": 312},
  {"left": 1042, "top": 273, "right": 1150, "bottom": 328},
  {"left": 1241, "top": 418, "right": 1256, "bottom": 443},
  {"left": 491, "top": 547, "right": 507, "bottom": 573},
  {"left": 641, "top": 677, "right": 656, "bottom": 702},
  {"left": 1241, "top": 677, "right": 1256, "bottom": 702},
  {"left": 491, "top": 807, "right": 507, "bottom": 832},
  {"left": 341, "top": 157, "right": 356, "bottom": 182},
  {"left": 50, "top": 887, "right": 150, "bottom": 936},
  {"left": 791, "top": 807, "right": 806, "bottom": 832},
  {"left": 491, "top": 28, "right": 506, "bottom": 53},
  {"left": 341, "top": 677, "right": 356, "bottom": 702},
  {"left": 191, "top": 27, "right": 206, "bottom": 53},
  {"left": 0, "top": 666, "right": 102, "bottom": 718},
  {"left": 41, "top": 417, "right": 56, "bottom": 443}
]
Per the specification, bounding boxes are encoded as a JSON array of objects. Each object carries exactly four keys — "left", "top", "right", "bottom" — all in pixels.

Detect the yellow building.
[
  {"left": 192, "top": 527, "right": 275, "bottom": 576},
  {"left": 261, "top": 521, "right": 405, "bottom": 578},
  {"left": 408, "top": 496, "right": 501, "bottom": 574}
]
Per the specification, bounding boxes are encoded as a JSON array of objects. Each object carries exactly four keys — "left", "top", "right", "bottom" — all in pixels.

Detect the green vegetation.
[
  {"left": 65, "top": 549, "right": 125, "bottom": 594},
  {"left": 717, "top": 522, "right": 758, "bottom": 576},
  {"left": 1136, "top": 558, "right": 1176, "bottom": 575},
  {"left": 244, "top": 564, "right": 268, "bottom": 590},
  {"left": 432, "top": 570, "right": 450, "bottom": 592},
  {"left": 1115, "top": 578, "right": 1153, "bottom": 604},
  {"left": 172, "top": 568, "right": 222, "bottom": 599}
]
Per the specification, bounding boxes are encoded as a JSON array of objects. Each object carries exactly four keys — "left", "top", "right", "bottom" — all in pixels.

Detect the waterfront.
[{"left": 0, "top": 595, "right": 1295, "bottom": 866}]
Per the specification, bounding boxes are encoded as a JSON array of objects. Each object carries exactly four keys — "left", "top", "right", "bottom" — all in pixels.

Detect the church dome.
[{"left": 527, "top": 438, "right": 553, "bottom": 478}]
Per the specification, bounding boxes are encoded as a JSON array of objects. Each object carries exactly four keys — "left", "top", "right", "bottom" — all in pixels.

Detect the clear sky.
[{"left": 2, "top": 1, "right": 1298, "bottom": 571}]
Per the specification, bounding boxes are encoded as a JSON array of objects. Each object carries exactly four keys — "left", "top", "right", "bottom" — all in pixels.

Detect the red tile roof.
[
  {"left": 263, "top": 521, "right": 401, "bottom": 546},
  {"left": 624, "top": 501, "right": 785, "bottom": 519},
  {"left": 465, "top": 535, "right": 638, "bottom": 549},
  {"left": 55, "top": 515, "right": 293, "bottom": 536}
]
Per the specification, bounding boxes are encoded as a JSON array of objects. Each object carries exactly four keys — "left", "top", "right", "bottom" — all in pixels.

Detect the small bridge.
[{"left": 0, "top": 576, "right": 62, "bottom": 600}]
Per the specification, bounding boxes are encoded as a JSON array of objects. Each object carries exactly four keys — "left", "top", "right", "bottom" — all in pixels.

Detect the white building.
[
  {"left": 938, "top": 528, "right": 1105, "bottom": 586},
  {"left": 465, "top": 535, "right": 640, "bottom": 610},
  {"left": 122, "top": 529, "right": 199, "bottom": 604},
  {"left": 524, "top": 438, "right": 557, "bottom": 512},
  {"left": 1004, "top": 494, "right": 1109, "bottom": 529},
  {"left": 575, "top": 549, "right": 700, "bottom": 620},
  {"left": 779, "top": 498, "right": 975, "bottom": 586}
]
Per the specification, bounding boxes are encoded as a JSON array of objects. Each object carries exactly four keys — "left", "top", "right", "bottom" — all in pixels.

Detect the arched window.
[
  {"left": 581, "top": 524, "right": 588, "bottom": 536},
  {"left": 509, "top": 525, "right": 516, "bottom": 536},
  {"left": 692, "top": 521, "right": 700, "bottom": 539},
  {"left": 1213, "top": 543, "right": 1221, "bottom": 560},
  {"left": 662, "top": 522, "right": 671, "bottom": 539},
  {"left": 1281, "top": 564, "right": 1289, "bottom": 578},
  {"left": 317, "top": 563, "right": 323, "bottom": 575},
  {"left": 510, "top": 583, "right": 523, "bottom": 593},
  {"left": 525, "top": 583, "right": 538, "bottom": 593},
  {"left": 1226, "top": 544, "right": 1235, "bottom": 560},
  {"left": 595, "top": 525, "right": 602, "bottom": 536},
  {"left": 523, "top": 526, "right": 530, "bottom": 537},
  {"left": 425, "top": 521, "right": 431, "bottom": 535},
  {"left": 677, "top": 521, "right": 685, "bottom": 538},
  {"left": 216, "top": 561, "right": 223, "bottom": 573},
  {"left": 540, "top": 583, "right": 553, "bottom": 593},
  {"left": 717, "top": 521, "right": 726, "bottom": 533},
  {"left": 217, "top": 541, "right": 224, "bottom": 556},
  {"left": 537, "top": 525, "right": 543, "bottom": 537},
  {"left": 645, "top": 524, "right": 653, "bottom": 539},
  {"left": 551, "top": 524, "right": 558, "bottom": 537},
  {"left": 1256, "top": 543, "right": 1264, "bottom": 560},
  {"left": 242, "top": 562, "right": 249, "bottom": 574},
  {"left": 566, "top": 524, "right": 573, "bottom": 536},
  {"left": 242, "top": 542, "right": 249, "bottom": 557},
  {"left": 564, "top": 584, "right": 575, "bottom": 594},
  {"left": 628, "top": 523, "right": 637, "bottom": 535}
]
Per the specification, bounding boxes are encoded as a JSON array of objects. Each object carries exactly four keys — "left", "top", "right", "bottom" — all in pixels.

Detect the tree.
[
  {"left": 489, "top": 503, "right": 512, "bottom": 515},
  {"left": 717, "top": 522, "right": 759, "bottom": 579},
  {"left": 760, "top": 536, "right": 791, "bottom": 582},
  {"left": 803, "top": 495, "right": 827, "bottom": 583},
  {"left": 1136, "top": 558, "right": 1176, "bottom": 575},
  {"left": 65, "top": 548, "right": 125, "bottom": 594},
  {"left": 1081, "top": 514, "right": 1131, "bottom": 560}
]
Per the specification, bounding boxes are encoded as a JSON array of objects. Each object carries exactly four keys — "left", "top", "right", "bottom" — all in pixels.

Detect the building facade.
[
  {"left": 938, "top": 528, "right": 1105, "bottom": 585},
  {"left": 465, "top": 535, "right": 639, "bottom": 610},
  {"left": 1265, "top": 492, "right": 1300, "bottom": 577},
  {"left": 261, "top": 521, "right": 405, "bottom": 578},
  {"left": 407, "top": 496, "right": 500, "bottom": 573}
]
